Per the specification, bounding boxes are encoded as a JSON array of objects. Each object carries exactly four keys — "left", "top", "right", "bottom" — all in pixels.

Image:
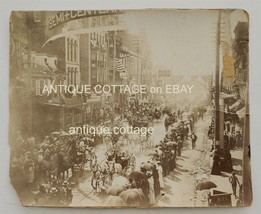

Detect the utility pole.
[
  {"left": 113, "top": 31, "right": 116, "bottom": 84},
  {"left": 214, "top": 11, "right": 221, "bottom": 150},
  {"left": 242, "top": 72, "right": 252, "bottom": 206},
  {"left": 112, "top": 31, "right": 116, "bottom": 109}
]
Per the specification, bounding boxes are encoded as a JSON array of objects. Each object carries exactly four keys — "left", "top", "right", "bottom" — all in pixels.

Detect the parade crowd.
[{"left": 10, "top": 102, "right": 205, "bottom": 206}]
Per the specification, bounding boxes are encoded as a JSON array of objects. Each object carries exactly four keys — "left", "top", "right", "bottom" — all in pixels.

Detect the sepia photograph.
[{"left": 9, "top": 9, "right": 252, "bottom": 208}]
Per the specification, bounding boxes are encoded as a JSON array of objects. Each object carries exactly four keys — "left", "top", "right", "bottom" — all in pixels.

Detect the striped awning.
[{"left": 115, "top": 58, "right": 126, "bottom": 73}]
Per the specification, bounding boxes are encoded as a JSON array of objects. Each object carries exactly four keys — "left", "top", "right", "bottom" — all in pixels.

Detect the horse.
[
  {"left": 85, "top": 148, "right": 96, "bottom": 170},
  {"left": 90, "top": 159, "right": 118, "bottom": 193},
  {"left": 38, "top": 155, "right": 59, "bottom": 183},
  {"left": 57, "top": 152, "right": 74, "bottom": 181},
  {"left": 90, "top": 160, "right": 102, "bottom": 193}
]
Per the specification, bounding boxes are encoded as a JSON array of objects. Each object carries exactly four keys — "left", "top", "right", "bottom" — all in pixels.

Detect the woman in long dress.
[
  {"left": 211, "top": 151, "right": 221, "bottom": 175},
  {"left": 147, "top": 172, "right": 156, "bottom": 205},
  {"left": 156, "top": 162, "right": 164, "bottom": 189}
]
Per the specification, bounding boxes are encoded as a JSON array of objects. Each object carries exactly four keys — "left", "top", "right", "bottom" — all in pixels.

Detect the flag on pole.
[{"left": 114, "top": 57, "right": 126, "bottom": 73}]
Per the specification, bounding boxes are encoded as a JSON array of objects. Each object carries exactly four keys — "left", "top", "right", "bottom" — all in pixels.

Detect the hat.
[
  {"left": 62, "top": 180, "right": 69, "bottom": 186},
  {"left": 50, "top": 187, "right": 58, "bottom": 193}
]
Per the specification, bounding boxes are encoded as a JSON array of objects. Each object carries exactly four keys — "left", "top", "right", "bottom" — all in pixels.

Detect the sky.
[{"left": 121, "top": 9, "right": 248, "bottom": 75}]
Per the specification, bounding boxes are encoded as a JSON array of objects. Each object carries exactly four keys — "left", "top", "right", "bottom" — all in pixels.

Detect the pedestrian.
[
  {"left": 197, "top": 111, "right": 200, "bottom": 121},
  {"left": 184, "top": 125, "right": 189, "bottom": 140},
  {"left": 156, "top": 162, "right": 164, "bottom": 189},
  {"left": 147, "top": 171, "right": 156, "bottom": 205},
  {"left": 177, "top": 137, "right": 182, "bottom": 156},
  {"left": 229, "top": 171, "right": 240, "bottom": 198},
  {"left": 211, "top": 150, "right": 221, "bottom": 175},
  {"left": 191, "top": 132, "right": 197, "bottom": 149}
]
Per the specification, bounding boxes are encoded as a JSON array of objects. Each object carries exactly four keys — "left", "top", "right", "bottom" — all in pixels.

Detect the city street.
[
  {"left": 9, "top": 10, "right": 249, "bottom": 208},
  {"left": 70, "top": 110, "right": 243, "bottom": 207}
]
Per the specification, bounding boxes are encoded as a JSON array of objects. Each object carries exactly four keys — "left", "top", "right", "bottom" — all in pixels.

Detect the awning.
[
  {"left": 236, "top": 107, "right": 246, "bottom": 119},
  {"left": 223, "top": 93, "right": 236, "bottom": 99},
  {"left": 63, "top": 96, "right": 82, "bottom": 107},
  {"left": 230, "top": 100, "right": 241, "bottom": 110},
  {"left": 224, "top": 112, "right": 239, "bottom": 122}
]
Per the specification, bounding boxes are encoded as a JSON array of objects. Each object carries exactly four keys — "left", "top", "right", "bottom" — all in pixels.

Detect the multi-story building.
[
  {"left": 10, "top": 12, "right": 33, "bottom": 140},
  {"left": 10, "top": 11, "right": 153, "bottom": 138},
  {"left": 232, "top": 21, "right": 249, "bottom": 101},
  {"left": 10, "top": 11, "right": 84, "bottom": 138}
]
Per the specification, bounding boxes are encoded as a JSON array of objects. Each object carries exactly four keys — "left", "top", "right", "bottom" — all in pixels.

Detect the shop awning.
[
  {"left": 230, "top": 100, "right": 241, "bottom": 110},
  {"left": 224, "top": 112, "right": 239, "bottom": 122},
  {"left": 236, "top": 107, "right": 246, "bottom": 119}
]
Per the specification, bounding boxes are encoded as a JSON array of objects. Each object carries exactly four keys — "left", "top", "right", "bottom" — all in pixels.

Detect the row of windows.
[
  {"left": 31, "top": 79, "right": 66, "bottom": 96},
  {"left": 90, "top": 33, "right": 106, "bottom": 46},
  {"left": 90, "top": 16, "right": 107, "bottom": 27},
  {"left": 67, "top": 67, "right": 79, "bottom": 86},
  {"left": 67, "top": 38, "right": 79, "bottom": 63},
  {"left": 91, "top": 53, "right": 106, "bottom": 68}
]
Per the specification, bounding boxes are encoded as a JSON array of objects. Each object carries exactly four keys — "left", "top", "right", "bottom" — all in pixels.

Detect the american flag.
[{"left": 114, "top": 57, "right": 126, "bottom": 73}]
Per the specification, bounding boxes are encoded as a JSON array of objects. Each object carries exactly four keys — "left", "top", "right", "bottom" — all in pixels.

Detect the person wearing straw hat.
[
  {"left": 229, "top": 171, "right": 240, "bottom": 199},
  {"left": 49, "top": 186, "right": 60, "bottom": 205}
]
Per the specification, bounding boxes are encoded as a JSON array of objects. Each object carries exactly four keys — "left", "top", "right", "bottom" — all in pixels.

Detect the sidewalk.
[
  {"left": 192, "top": 110, "right": 243, "bottom": 207},
  {"left": 155, "top": 112, "right": 213, "bottom": 207}
]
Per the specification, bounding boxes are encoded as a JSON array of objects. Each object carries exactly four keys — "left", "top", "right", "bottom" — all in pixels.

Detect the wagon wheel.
[{"left": 102, "top": 174, "right": 112, "bottom": 189}]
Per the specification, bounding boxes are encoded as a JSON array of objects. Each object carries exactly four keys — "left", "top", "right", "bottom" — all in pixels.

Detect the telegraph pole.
[
  {"left": 214, "top": 11, "right": 221, "bottom": 150},
  {"left": 112, "top": 30, "right": 117, "bottom": 109}
]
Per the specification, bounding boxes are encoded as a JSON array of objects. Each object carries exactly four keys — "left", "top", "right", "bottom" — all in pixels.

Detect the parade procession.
[{"left": 9, "top": 9, "right": 251, "bottom": 208}]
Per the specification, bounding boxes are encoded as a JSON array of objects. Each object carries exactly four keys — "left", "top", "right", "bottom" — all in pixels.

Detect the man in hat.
[
  {"left": 229, "top": 171, "right": 240, "bottom": 198},
  {"left": 177, "top": 136, "right": 182, "bottom": 156},
  {"left": 191, "top": 132, "right": 197, "bottom": 150},
  {"left": 61, "top": 180, "right": 73, "bottom": 203}
]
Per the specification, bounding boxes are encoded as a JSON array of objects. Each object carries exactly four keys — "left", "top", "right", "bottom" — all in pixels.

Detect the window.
[
  {"left": 74, "top": 40, "right": 77, "bottom": 63},
  {"left": 67, "top": 37, "right": 78, "bottom": 63},
  {"left": 70, "top": 39, "right": 73, "bottom": 62},
  {"left": 74, "top": 68, "right": 77, "bottom": 86},
  {"left": 67, "top": 38, "right": 70, "bottom": 61},
  {"left": 102, "top": 16, "right": 106, "bottom": 26},
  {"left": 67, "top": 67, "right": 71, "bottom": 85},
  {"left": 34, "top": 12, "right": 41, "bottom": 23},
  {"left": 99, "top": 54, "right": 104, "bottom": 67},
  {"left": 91, "top": 17, "right": 97, "bottom": 27},
  {"left": 70, "top": 70, "right": 74, "bottom": 86},
  {"left": 67, "top": 67, "right": 79, "bottom": 86},
  {"left": 91, "top": 53, "right": 97, "bottom": 67}
]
